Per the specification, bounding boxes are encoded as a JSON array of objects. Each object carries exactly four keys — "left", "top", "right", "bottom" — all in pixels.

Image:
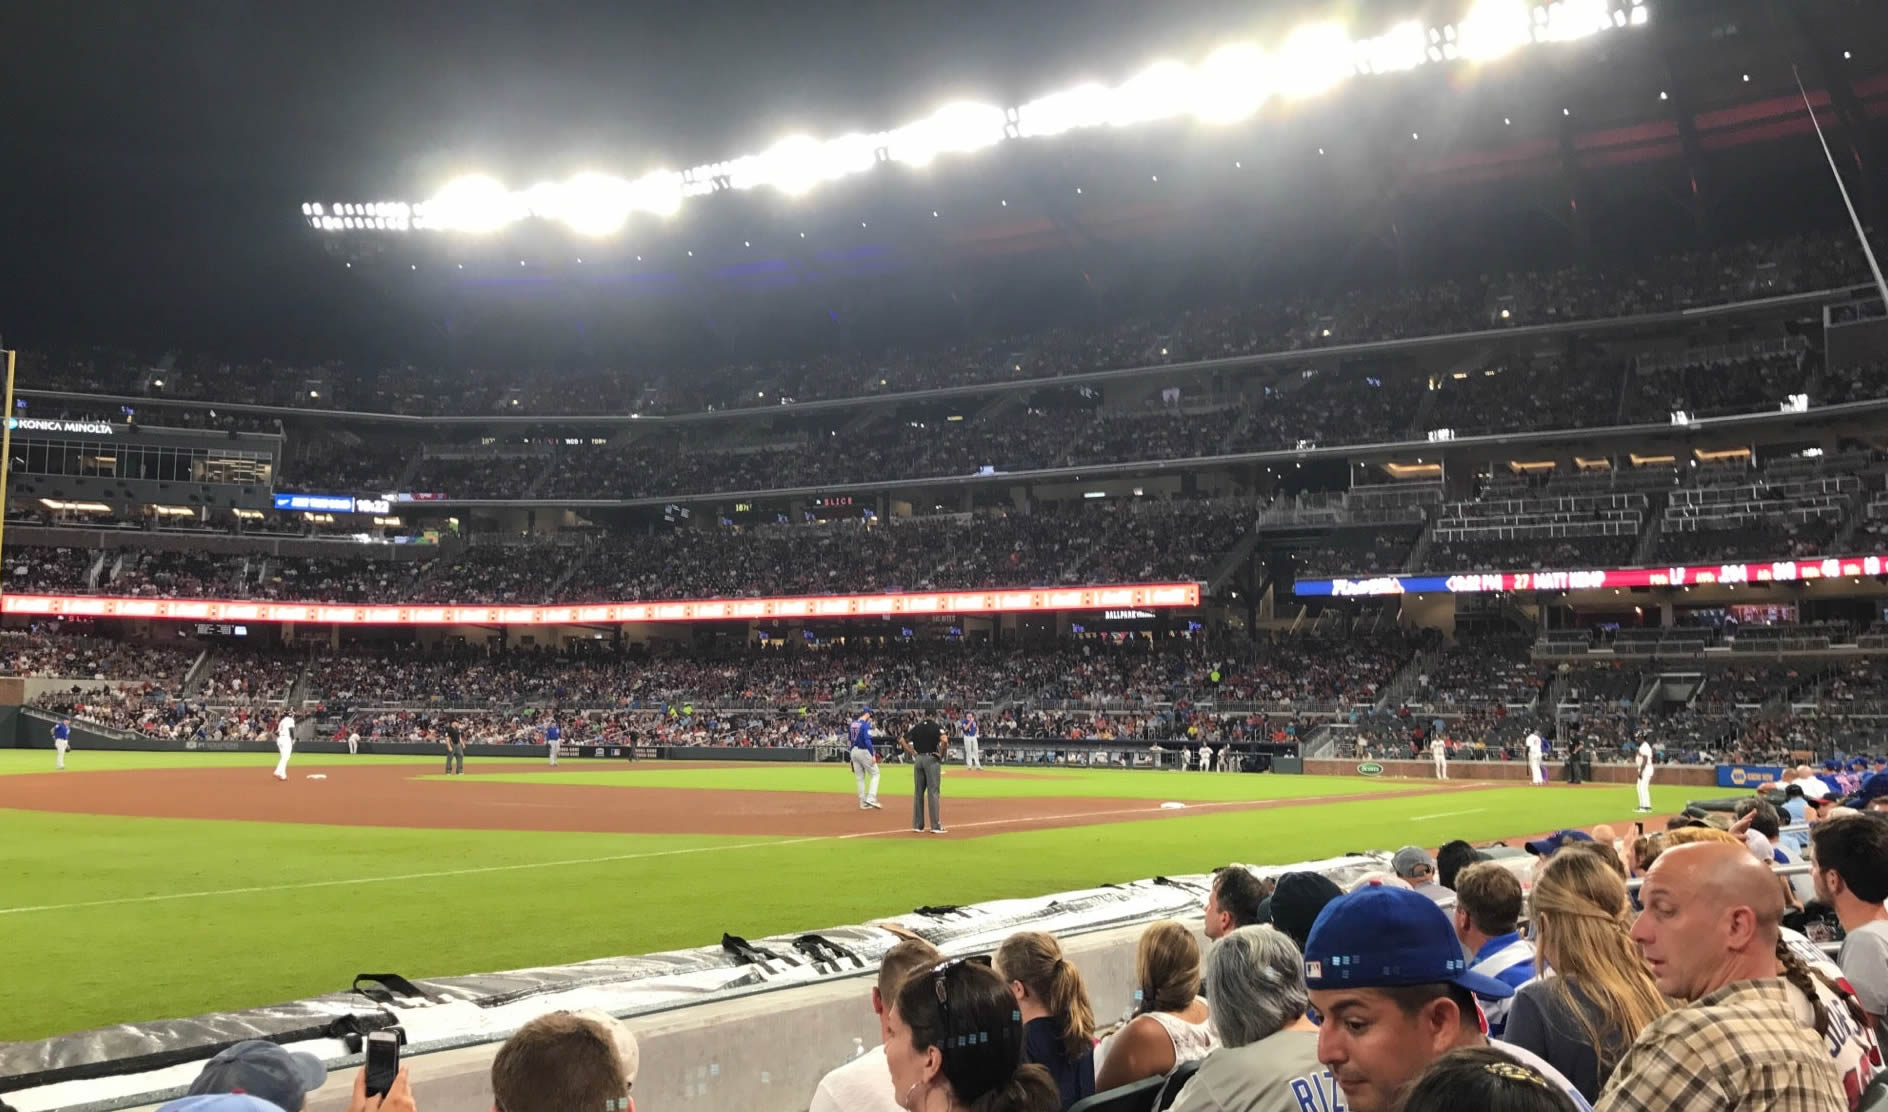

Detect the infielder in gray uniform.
[{"left": 900, "top": 713, "right": 948, "bottom": 834}]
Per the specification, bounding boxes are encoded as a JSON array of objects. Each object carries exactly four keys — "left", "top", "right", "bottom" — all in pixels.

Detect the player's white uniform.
[
  {"left": 274, "top": 714, "right": 296, "bottom": 780},
  {"left": 1431, "top": 737, "right": 1448, "bottom": 779},
  {"left": 1199, "top": 745, "right": 1214, "bottom": 773},
  {"left": 346, "top": 730, "right": 359, "bottom": 756},
  {"left": 1635, "top": 740, "right": 1654, "bottom": 811},
  {"left": 1525, "top": 732, "right": 1545, "bottom": 785},
  {"left": 961, "top": 717, "right": 982, "bottom": 770}
]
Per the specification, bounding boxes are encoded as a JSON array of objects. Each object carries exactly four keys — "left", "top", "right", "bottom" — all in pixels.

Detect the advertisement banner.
[
  {"left": 1296, "top": 554, "right": 1888, "bottom": 596},
  {"left": 1717, "top": 764, "right": 1788, "bottom": 789},
  {"left": 1, "top": 582, "right": 1201, "bottom": 627},
  {"left": 273, "top": 493, "right": 355, "bottom": 513}
]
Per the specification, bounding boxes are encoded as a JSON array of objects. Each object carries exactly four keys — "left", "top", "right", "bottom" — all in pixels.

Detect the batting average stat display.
[
  {"left": 0, "top": 582, "right": 1202, "bottom": 626},
  {"left": 1295, "top": 555, "right": 1888, "bottom": 597}
]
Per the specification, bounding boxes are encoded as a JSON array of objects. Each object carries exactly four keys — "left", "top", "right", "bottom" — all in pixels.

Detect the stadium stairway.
[
  {"left": 181, "top": 648, "right": 214, "bottom": 697},
  {"left": 1630, "top": 493, "right": 1667, "bottom": 566}
]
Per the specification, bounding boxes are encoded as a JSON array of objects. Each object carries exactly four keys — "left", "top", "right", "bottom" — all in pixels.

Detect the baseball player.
[
  {"left": 1431, "top": 733, "right": 1448, "bottom": 780},
  {"left": 1199, "top": 743, "right": 1214, "bottom": 774},
  {"left": 273, "top": 711, "right": 296, "bottom": 780},
  {"left": 960, "top": 712, "right": 982, "bottom": 771},
  {"left": 1635, "top": 738, "right": 1655, "bottom": 813},
  {"left": 545, "top": 719, "right": 562, "bottom": 767},
  {"left": 346, "top": 729, "right": 359, "bottom": 756},
  {"left": 1525, "top": 729, "right": 1545, "bottom": 786},
  {"left": 53, "top": 717, "right": 71, "bottom": 770},
  {"left": 849, "top": 708, "right": 881, "bottom": 809}
]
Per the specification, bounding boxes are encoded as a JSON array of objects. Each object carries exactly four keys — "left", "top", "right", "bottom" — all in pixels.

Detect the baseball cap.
[
  {"left": 1270, "top": 871, "right": 1344, "bottom": 951},
  {"left": 1392, "top": 846, "right": 1435, "bottom": 878},
  {"left": 1303, "top": 885, "right": 1517, "bottom": 998},
  {"left": 186, "top": 1040, "right": 327, "bottom": 1112},
  {"left": 1524, "top": 829, "right": 1594, "bottom": 856},
  {"left": 158, "top": 1097, "right": 284, "bottom": 1112}
]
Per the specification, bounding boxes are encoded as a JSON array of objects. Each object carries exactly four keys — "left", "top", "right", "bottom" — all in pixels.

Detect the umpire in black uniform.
[{"left": 900, "top": 712, "right": 948, "bottom": 834}]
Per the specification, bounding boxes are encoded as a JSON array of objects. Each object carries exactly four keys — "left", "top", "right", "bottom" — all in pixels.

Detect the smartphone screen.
[{"left": 365, "top": 1031, "right": 401, "bottom": 1098}]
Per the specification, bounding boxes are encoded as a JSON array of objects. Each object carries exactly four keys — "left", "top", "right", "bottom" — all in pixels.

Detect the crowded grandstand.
[{"left": 8, "top": 0, "right": 1888, "bottom": 1109}]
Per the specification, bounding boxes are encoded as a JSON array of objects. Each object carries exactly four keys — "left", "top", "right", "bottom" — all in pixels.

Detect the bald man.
[{"left": 1598, "top": 842, "right": 1846, "bottom": 1112}]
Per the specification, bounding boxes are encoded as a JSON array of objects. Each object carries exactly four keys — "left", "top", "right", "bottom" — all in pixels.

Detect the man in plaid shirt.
[{"left": 1600, "top": 842, "right": 1847, "bottom": 1112}]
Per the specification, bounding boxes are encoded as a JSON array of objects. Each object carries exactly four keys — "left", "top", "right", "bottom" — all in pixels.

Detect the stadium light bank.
[{"left": 301, "top": 0, "right": 1648, "bottom": 238}]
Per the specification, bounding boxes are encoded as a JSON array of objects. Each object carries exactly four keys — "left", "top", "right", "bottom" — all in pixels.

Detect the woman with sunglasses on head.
[{"left": 884, "top": 957, "right": 1060, "bottom": 1112}]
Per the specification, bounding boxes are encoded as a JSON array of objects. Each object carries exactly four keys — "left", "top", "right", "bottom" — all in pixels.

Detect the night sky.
[
  {"left": 2, "top": 1, "right": 1875, "bottom": 359},
  {"left": 2, "top": 0, "right": 1342, "bottom": 348}
]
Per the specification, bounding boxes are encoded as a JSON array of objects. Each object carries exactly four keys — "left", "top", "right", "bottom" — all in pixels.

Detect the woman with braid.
[
  {"left": 1095, "top": 920, "right": 1218, "bottom": 1091},
  {"left": 996, "top": 932, "right": 1098, "bottom": 1111},
  {"left": 1503, "top": 849, "right": 1667, "bottom": 1104}
]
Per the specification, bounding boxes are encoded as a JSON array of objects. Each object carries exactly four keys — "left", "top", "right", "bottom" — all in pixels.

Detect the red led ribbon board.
[{"left": 0, "top": 582, "right": 1202, "bottom": 626}]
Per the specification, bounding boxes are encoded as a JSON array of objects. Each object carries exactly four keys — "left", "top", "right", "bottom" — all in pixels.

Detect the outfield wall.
[{"left": 1303, "top": 757, "right": 1720, "bottom": 787}]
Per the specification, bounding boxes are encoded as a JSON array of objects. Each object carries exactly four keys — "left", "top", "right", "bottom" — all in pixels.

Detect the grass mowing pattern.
[{"left": 0, "top": 758, "right": 1699, "bottom": 1043}]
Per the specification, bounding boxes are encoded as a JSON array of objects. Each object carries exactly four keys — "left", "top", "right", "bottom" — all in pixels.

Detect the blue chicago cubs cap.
[{"left": 1302, "top": 885, "right": 1517, "bottom": 998}]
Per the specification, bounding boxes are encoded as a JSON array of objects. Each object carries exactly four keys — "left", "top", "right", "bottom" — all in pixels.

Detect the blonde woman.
[
  {"left": 997, "top": 932, "right": 1098, "bottom": 1111},
  {"left": 1095, "top": 921, "right": 1217, "bottom": 1091},
  {"left": 1503, "top": 849, "right": 1668, "bottom": 1104}
]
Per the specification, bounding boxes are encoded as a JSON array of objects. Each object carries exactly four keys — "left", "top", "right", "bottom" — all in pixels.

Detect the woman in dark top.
[
  {"left": 997, "top": 931, "right": 1097, "bottom": 1111},
  {"left": 885, "top": 957, "right": 1060, "bottom": 1112},
  {"left": 1503, "top": 849, "right": 1668, "bottom": 1104}
]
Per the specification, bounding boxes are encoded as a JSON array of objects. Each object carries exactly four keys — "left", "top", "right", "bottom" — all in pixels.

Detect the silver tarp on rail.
[{"left": 1, "top": 855, "right": 1390, "bottom": 1112}]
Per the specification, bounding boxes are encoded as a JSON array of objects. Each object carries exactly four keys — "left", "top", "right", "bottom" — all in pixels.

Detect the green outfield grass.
[{"left": 0, "top": 754, "right": 1702, "bottom": 1043}]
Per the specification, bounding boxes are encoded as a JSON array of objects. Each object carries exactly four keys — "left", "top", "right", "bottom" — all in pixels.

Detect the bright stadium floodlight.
[
  {"left": 308, "top": 5, "right": 1648, "bottom": 235},
  {"left": 1016, "top": 82, "right": 1115, "bottom": 138},
  {"left": 1193, "top": 44, "right": 1268, "bottom": 123},
  {"left": 1355, "top": 21, "right": 1428, "bottom": 75},
  {"left": 553, "top": 173, "right": 637, "bottom": 237},
  {"left": 420, "top": 174, "right": 528, "bottom": 234},
  {"left": 885, "top": 101, "right": 1006, "bottom": 166},
  {"left": 1537, "top": 0, "right": 1615, "bottom": 42},
  {"left": 1111, "top": 60, "right": 1198, "bottom": 127},
  {"left": 1273, "top": 23, "right": 1354, "bottom": 98},
  {"left": 626, "top": 170, "right": 684, "bottom": 218},
  {"left": 1457, "top": 0, "right": 1534, "bottom": 60}
]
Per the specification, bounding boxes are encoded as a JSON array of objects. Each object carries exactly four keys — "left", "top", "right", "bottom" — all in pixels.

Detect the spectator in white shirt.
[
  {"left": 808, "top": 937, "right": 942, "bottom": 1112},
  {"left": 1810, "top": 813, "right": 1888, "bottom": 1047}
]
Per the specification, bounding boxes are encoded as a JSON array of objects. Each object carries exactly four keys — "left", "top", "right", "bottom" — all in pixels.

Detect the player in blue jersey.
[{"left": 849, "top": 708, "right": 881, "bottom": 809}]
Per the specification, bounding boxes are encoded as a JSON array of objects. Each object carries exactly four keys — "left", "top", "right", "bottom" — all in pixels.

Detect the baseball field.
[{"left": 0, "top": 751, "right": 1699, "bottom": 1044}]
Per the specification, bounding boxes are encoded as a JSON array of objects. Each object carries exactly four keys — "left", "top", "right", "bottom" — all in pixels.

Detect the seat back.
[
  {"left": 1069, "top": 1075, "right": 1166, "bottom": 1112},
  {"left": 1155, "top": 1059, "right": 1205, "bottom": 1111}
]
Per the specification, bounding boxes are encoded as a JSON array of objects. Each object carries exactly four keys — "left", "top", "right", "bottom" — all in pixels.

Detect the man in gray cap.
[
  {"left": 185, "top": 1040, "right": 328, "bottom": 1112},
  {"left": 1392, "top": 846, "right": 1457, "bottom": 910}
]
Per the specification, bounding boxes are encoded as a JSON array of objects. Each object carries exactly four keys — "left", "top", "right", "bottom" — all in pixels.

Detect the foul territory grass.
[{"left": 0, "top": 758, "right": 1698, "bottom": 1043}]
